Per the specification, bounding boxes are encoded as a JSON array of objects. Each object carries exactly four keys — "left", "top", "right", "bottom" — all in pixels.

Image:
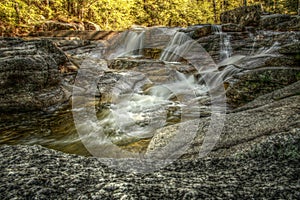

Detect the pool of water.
[
  {"left": 0, "top": 74, "right": 206, "bottom": 157},
  {"left": 0, "top": 108, "right": 93, "bottom": 156}
]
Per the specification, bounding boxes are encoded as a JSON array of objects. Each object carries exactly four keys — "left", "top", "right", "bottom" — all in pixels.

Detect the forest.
[{"left": 0, "top": 0, "right": 299, "bottom": 34}]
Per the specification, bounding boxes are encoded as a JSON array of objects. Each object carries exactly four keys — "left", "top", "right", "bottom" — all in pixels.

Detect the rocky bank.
[
  {"left": 0, "top": 134, "right": 299, "bottom": 199},
  {"left": 0, "top": 38, "right": 70, "bottom": 112}
]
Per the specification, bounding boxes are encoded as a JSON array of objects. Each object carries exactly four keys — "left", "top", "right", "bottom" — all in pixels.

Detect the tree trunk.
[
  {"left": 213, "top": 0, "right": 217, "bottom": 23},
  {"left": 14, "top": 2, "right": 20, "bottom": 24}
]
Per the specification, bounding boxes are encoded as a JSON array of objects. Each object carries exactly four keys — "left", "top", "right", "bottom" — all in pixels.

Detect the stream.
[{"left": 0, "top": 26, "right": 297, "bottom": 158}]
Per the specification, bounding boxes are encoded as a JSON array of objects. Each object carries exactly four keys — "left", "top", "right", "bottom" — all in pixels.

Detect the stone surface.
[
  {"left": 143, "top": 27, "right": 178, "bottom": 49},
  {"left": 279, "top": 41, "right": 300, "bottom": 55},
  {"left": 218, "top": 36, "right": 300, "bottom": 96},
  {"left": 0, "top": 38, "right": 69, "bottom": 112},
  {"left": 232, "top": 80, "right": 300, "bottom": 112},
  {"left": 109, "top": 58, "right": 196, "bottom": 82},
  {"left": 260, "top": 14, "right": 300, "bottom": 31},
  {"left": 143, "top": 48, "right": 163, "bottom": 59},
  {"left": 220, "top": 5, "right": 262, "bottom": 26},
  {"left": 147, "top": 83, "right": 300, "bottom": 159},
  {"left": 183, "top": 25, "right": 212, "bottom": 39},
  {"left": 222, "top": 23, "right": 245, "bottom": 32},
  {"left": 225, "top": 68, "right": 300, "bottom": 108},
  {"left": 34, "top": 20, "right": 85, "bottom": 32},
  {"left": 197, "top": 29, "right": 300, "bottom": 63},
  {"left": 0, "top": 133, "right": 299, "bottom": 199},
  {"left": 28, "top": 30, "right": 119, "bottom": 40}
]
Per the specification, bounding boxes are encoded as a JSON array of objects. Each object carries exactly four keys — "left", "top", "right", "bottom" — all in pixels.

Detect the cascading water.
[
  {"left": 212, "top": 25, "right": 232, "bottom": 61},
  {"left": 94, "top": 70, "right": 207, "bottom": 145},
  {"left": 249, "top": 32, "right": 257, "bottom": 55},
  {"left": 88, "top": 29, "right": 215, "bottom": 148},
  {"left": 108, "top": 30, "right": 145, "bottom": 59},
  {"left": 257, "top": 41, "right": 280, "bottom": 55},
  {"left": 159, "top": 32, "right": 191, "bottom": 62},
  {"left": 1, "top": 27, "right": 226, "bottom": 161},
  {"left": 215, "top": 30, "right": 288, "bottom": 81}
]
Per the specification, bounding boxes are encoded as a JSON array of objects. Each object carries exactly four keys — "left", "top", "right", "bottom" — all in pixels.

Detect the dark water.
[
  {"left": 0, "top": 74, "right": 203, "bottom": 157},
  {"left": 0, "top": 103, "right": 158, "bottom": 156},
  {"left": 0, "top": 108, "right": 92, "bottom": 156}
]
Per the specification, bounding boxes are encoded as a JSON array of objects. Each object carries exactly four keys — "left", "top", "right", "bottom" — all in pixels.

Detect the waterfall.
[
  {"left": 212, "top": 25, "right": 232, "bottom": 61},
  {"left": 249, "top": 32, "right": 257, "bottom": 55},
  {"left": 108, "top": 30, "right": 145, "bottom": 59},
  {"left": 159, "top": 32, "right": 190, "bottom": 62},
  {"left": 123, "top": 31, "right": 145, "bottom": 57},
  {"left": 260, "top": 41, "right": 280, "bottom": 55}
]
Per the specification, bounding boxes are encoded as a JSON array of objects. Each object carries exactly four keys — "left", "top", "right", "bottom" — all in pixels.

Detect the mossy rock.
[{"left": 226, "top": 68, "right": 300, "bottom": 108}]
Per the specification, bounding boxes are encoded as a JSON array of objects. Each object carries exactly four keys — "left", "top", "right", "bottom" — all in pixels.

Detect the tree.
[
  {"left": 213, "top": 0, "right": 217, "bottom": 23},
  {"left": 1, "top": 0, "right": 299, "bottom": 35}
]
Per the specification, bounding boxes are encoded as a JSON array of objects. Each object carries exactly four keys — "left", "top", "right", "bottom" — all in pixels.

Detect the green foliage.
[
  {"left": 0, "top": 0, "right": 42, "bottom": 25},
  {"left": 0, "top": 0, "right": 299, "bottom": 35},
  {"left": 89, "top": 0, "right": 135, "bottom": 30}
]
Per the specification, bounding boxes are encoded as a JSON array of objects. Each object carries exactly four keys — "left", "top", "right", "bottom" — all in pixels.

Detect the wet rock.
[
  {"left": 29, "top": 30, "right": 118, "bottom": 41},
  {"left": 0, "top": 38, "right": 69, "bottom": 112},
  {"left": 279, "top": 41, "right": 300, "bottom": 55},
  {"left": 220, "top": 5, "right": 262, "bottom": 26},
  {"left": 222, "top": 23, "right": 245, "bottom": 32},
  {"left": 147, "top": 87, "right": 300, "bottom": 159},
  {"left": 198, "top": 29, "right": 300, "bottom": 63},
  {"left": 95, "top": 71, "right": 124, "bottom": 103},
  {"left": 184, "top": 25, "right": 212, "bottom": 39},
  {"left": 143, "top": 27, "right": 178, "bottom": 49},
  {"left": 225, "top": 68, "right": 300, "bottom": 108},
  {"left": 52, "top": 39, "right": 107, "bottom": 70},
  {"left": 219, "top": 52, "right": 299, "bottom": 72},
  {"left": 109, "top": 58, "right": 196, "bottom": 83},
  {"left": 232, "top": 80, "right": 300, "bottom": 112},
  {"left": 260, "top": 14, "right": 300, "bottom": 31},
  {"left": 95, "top": 59, "right": 197, "bottom": 105},
  {"left": 109, "top": 59, "right": 164, "bottom": 71}
]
